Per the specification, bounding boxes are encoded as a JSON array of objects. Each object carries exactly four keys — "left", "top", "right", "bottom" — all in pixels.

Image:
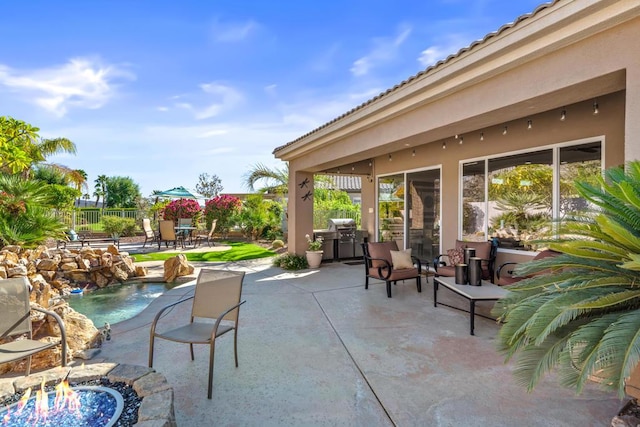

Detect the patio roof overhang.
[{"left": 273, "top": 0, "right": 638, "bottom": 173}]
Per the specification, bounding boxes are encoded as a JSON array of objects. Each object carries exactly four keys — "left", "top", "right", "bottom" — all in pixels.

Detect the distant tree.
[
  {"left": 243, "top": 162, "right": 289, "bottom": 194},
  {"left": 32, "top": 165, "right": 68, "bottom": 186},
  {"left": 195, "top": 173, "right": 223, "bottom": 198},
  {"left": 94, "top": 174, "right": 108, "bottom": 207},
  {"left": 105, "top": 176, "right": 141, "bottom": 208}
]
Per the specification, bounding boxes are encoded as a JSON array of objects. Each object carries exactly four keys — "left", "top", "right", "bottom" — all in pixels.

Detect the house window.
[
  {"left": 461, "top": 140, "right": 601, "bottom": 250},
  {"left": 462, "top": 161, "right": 487, "bottom": 242}
]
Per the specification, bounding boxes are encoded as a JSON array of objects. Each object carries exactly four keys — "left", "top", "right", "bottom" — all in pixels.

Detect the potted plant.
[
  {"left": 305, "top": 234, "right": 324, "bottom": 268},
  {"left": 493, "top": 161, "right": 640, "bottom": 401}
]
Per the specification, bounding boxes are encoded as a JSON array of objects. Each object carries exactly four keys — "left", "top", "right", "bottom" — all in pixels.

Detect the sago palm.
[
  {"left": 0, "top": 174, "right": 67, "bottom": 247},
  {"left": 494, "top": 161, "right": 640, "bottom": 397}
]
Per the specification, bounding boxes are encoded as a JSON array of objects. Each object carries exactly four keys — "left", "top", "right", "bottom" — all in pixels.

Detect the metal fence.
[
  {"left": 55, "top": 207, "right": 359, "bottom": 233},
  {"left": 313, "top": 210, "right": 361, "bottom": 229},
  {"left": 54, "top": 208, "right": 142, "bottom": 232}
]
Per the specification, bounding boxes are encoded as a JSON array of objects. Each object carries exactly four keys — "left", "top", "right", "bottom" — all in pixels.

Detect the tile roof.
[
  {"left": 332, "top": 175, "right": 361, "bottom": 192},
  {"left": 273, "top": 0, "right": 559, "bottom": 154}
]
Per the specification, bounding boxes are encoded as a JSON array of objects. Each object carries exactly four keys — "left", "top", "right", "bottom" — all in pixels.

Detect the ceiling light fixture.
[
  {"left": 527, "top": 119, "right": 532, "bottom": 130},
  {"left": 442, "top": 141, "right": 446, "bottom": 149},
  {"left": 503, "top": 126, "right": 508, "bottom": 135},
  {"left": 593, "top": 100, "right": 599, "bottom": 115},
  {"left": 459, "top": 136, "right": 463, "bottom": 145},
  {"left": 480, "top": 132, "right": 484, "bottom": 141},
  {"left": 412, "top": 149, "right": 416, "bottom": 157},
  {"left": 388, "top": 154, "right": 392, "bottom": 162},
  {"left": 560, "top": 108, "right": 566, "bottom": 121}
]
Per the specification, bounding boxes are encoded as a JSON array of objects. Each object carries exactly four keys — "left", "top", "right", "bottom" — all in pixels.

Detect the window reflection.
[
  {"left": 378, "top": 175, "right": 404, "bottom": 246},
  {"left": 488, "top": 150, "right": 553, "bottom": 248}
]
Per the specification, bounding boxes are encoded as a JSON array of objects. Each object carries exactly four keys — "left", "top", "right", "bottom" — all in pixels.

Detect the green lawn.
[{"left": 131, "top": 241, "right": 275, "bottom": 262}]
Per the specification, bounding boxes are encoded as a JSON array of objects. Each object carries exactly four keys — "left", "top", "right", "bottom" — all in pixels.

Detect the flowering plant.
[
  {"left": 162, "top": 199, "right": 202, "bottom": 223},
  {"left": 305, "top": 234, "right": 323, "bottom": 251},
  {"left": 204, "top": 195, "right": 242, "bottom": 233}
]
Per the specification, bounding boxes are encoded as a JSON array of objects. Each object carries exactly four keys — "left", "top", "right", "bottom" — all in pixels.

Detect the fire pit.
[
  {"left": 1, "top": 380, "right": 124, "bottom": 426},
  {"left": 0, "top": 363, "right": 175, "bottom": 426}
]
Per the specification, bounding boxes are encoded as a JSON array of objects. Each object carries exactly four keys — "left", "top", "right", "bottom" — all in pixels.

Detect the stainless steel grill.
[
  {"left": 315, "top": 219, "right": 368, "bottom": 261},
  {"left": 328, "top": 218, "right": 357, "bottom": 259}
]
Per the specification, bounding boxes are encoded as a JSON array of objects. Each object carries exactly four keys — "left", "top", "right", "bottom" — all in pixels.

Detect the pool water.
[{"left": 67, "top": 281, "right": 179, "bottom": 327}]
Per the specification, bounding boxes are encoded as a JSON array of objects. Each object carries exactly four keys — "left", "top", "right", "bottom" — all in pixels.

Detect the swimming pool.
[{"left": 67, "top": 281, "right": 180, "bottom": 327}]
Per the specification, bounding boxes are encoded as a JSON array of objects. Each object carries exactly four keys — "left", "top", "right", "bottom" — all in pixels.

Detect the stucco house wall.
[{"left": 274, "top": 1, "right": 639, "bottom": 263}]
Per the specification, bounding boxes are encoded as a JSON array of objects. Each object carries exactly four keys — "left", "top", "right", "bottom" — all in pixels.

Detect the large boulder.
[{"left": 163, "top": 254, "right": 194, "bottom": 282}]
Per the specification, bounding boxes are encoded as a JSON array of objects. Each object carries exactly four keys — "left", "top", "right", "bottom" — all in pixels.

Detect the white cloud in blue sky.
[
  {"left": 0, "top": 0, "right": 543, "bottom": 196},
  {"left": 0, "top": 57, "right": 134, "bottom": 117},
  {"left": 351, "top": 24, "right": 412, "bottom": 77}
]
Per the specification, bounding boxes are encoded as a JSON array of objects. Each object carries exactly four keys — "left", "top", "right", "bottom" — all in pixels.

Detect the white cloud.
[
  {"left": 418, "top": 33, "right": 478, "bottom": 67},
  {"left": 0, "top": 57, "right": 134, "bottom": 117},
  {"left": 211, "top": 19, "right": 258, "bottom": 42},
  {"left": 156, "top": 106, "right": 169, "bottom": 112},
  {"left": 350, "top": 24, "right": 412, "bottom": 77},
  {"left": 194, "top": 83, "right": 243, "bottom": 119},
  {"left": 418, "top": 46, "right": 448, "bottom": 67},
  {"left": 264, "top": 84, "right": 277, "bottom": 97}
]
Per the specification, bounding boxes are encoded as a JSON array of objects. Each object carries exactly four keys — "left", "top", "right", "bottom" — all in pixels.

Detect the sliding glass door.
[
  {"left": 407, "top": 169, "right": 440, "bottom": 261},
  {"left": 377, "top": 168, "right": 441, "bottom": 261}
]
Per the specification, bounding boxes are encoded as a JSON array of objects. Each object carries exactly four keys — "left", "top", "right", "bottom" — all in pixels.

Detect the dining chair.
[
  {"left": 0, "top": 277, "right": 68, "bottom": 375},
  {"left": 148, "top": 269, "right": 246, "bottom": 398},
  {"left": 142, "top": 218, "right": 159, "bottom": 248},
  {"left": 158, "top": 220, "right": 182, "bottom": 249},
  {"left": 194, "top": 219, "right": 217, "bottom": 247}
]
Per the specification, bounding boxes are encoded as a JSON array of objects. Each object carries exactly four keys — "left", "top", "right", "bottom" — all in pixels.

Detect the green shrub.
[
  {"left": 271, "top": 239, "right": 285, "bottom": 249},
  {"left": 102, "top": 216, "right": 137, "bottom": 237},
  {"left": 272, "top": 253, "right": 307, "bottom": 270}
]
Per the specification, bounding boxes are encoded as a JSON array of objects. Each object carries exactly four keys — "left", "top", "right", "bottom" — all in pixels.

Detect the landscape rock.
[
  {"left": 6, "top": 265, "right": 27, "bottom": 277},
  {"left": 37, "top": 258, "right": 60, "bottom": 271},
  {"left": 0, "top": 243, "right": 145, "bottom": 374},
  {"left": 163, "top": 254, "right": 194, "bottom": 282}
]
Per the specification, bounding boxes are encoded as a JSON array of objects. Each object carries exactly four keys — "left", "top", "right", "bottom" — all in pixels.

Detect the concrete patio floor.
[{"left": 92, "top": 257, "right": 622, "bottom": 426}]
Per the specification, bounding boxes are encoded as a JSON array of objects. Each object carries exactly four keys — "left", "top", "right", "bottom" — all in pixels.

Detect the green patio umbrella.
[{"left": 156, "top": 186, "right": 203, "bottom": 200}]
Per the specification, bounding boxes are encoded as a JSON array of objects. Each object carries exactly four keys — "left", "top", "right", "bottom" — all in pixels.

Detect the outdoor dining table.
[{"left": 174, "top": 226, "right": 197, "bottom": 246}]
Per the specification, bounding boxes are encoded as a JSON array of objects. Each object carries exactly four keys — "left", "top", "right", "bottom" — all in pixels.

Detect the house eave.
[{"left": 273, "top": 0, "right": 640, "bottom": 162}]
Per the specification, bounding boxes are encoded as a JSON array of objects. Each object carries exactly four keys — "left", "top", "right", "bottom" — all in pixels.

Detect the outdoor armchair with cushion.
[
  {"left": 362, "top": 241, "right": 423, "bottom": 298},
  {"left": 148, "top": 269, "right": 246, "bottom": 399},
  {"left": 0, "top": 277, "right": 67, "bottom": 375},
  {"left": 434, "top": 238, "right": 498, "bottom": 283},
  {"left": 496, "top": 249, "right": 560, "bottom": 286}
]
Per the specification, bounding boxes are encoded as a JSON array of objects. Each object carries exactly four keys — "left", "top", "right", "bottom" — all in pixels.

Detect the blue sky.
[{"left": 0, "top": 0, "right": 543, "bottom": 197}]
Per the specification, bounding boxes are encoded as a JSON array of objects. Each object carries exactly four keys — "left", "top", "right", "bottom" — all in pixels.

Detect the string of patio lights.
[
  {"left": 332, "top": 98, "right": 599, "bottom": 174},
  {"left": 441, "top": 99, "right": 599, "bottom": 149}
]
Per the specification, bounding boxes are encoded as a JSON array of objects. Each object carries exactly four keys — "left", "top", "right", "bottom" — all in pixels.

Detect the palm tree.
[
  {"left": 494, "top": 161, "right": 640, "bottom": 397},
  {"left": 94, "top": 175, "right": 108, "bottom": 207},
  {"left": 243, "top": 162, "right": 289, "bottom": 194},
  {"left": 0, "top": 116, "right": 77, "bottom": 178}
]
